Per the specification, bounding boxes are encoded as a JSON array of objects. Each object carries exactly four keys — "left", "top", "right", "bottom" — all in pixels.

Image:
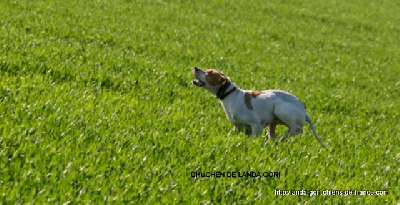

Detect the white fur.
[{"left": 193, "top": 67, "right": 326, "bottom": 147}]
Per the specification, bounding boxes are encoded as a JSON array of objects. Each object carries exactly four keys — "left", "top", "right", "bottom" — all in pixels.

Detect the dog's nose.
[{"left": 193, "top": 67, "right": 201, "bottom": 74}]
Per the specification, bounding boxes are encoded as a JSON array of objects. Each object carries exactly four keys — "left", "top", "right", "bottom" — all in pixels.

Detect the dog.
[{"left": 192, "top": 67, "right": 326, "bottom": 148}]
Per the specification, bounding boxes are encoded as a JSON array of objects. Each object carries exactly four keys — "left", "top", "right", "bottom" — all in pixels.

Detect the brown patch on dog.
[
  {"left": 244, "top": 91, "right": 262, "bottom": 110},
  {"left": 205, "top": 69, "right": 227, "bottom": 86}
]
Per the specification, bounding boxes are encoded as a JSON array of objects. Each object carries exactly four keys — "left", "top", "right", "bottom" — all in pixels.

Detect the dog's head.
[{"left": 192, "top": 67, "right": 229, "bottom": 94}]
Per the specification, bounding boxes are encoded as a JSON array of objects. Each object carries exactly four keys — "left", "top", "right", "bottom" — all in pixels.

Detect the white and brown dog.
[{"left": 192, "top": 67, "right": 326, "bottom": 147}]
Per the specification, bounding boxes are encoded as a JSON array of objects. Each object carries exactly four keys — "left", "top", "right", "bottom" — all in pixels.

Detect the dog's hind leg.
[
  {"left": 279, "top": 124, "right": 303, "bottom": 142},
  {"left": 273, "top": 102, "right": 305, "bottom": 142}
]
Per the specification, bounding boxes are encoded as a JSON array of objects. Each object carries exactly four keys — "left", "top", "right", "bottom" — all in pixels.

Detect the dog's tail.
[{"left": 305, "top": 114, "right": 327, "bottom": 148}]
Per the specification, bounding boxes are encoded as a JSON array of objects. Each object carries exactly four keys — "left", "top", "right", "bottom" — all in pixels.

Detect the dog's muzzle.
[
  {"left": 192, "top": 67, "right": 206, "bottom": 87},
  {"left": 192, "top": 79, "right": 205, "bottom": 87}
]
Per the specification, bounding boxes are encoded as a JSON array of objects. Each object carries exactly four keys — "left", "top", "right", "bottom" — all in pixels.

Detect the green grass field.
[{"left": 1, "top": 0, "right": 399, "bottom": 204}]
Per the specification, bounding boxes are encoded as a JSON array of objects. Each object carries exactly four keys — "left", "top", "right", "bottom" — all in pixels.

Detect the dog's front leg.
[
  {"left": 250, "top": 123, "right": 263, "bottom": 136},
  {"left": 267, "top": 122, "right": 277, "bottom": 139}
]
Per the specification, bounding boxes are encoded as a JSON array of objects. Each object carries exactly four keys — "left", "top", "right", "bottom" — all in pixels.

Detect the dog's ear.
[
  {"left": 220, "top": 73, "right": 227, "bottom": 85},
  {"left": 205, "top": 69, "right": 227, "bottom": 86}
]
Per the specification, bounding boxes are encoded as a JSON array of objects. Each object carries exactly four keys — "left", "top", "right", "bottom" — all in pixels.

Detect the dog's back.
[{"left": 252, "top": 90, "right": 306, "bottom": 114}]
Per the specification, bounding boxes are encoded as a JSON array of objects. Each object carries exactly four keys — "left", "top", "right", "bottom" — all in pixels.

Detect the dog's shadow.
[
  {"left": 233, "top": 125, "right": 252, "bottom": 136},
  {"left": 233, "top": 126, "right": 284, "bottom": 143}
]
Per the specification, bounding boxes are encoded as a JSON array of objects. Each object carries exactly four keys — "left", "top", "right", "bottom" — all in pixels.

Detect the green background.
[{"left": 0, "top": 0, "right": 399, "bottom": 204}]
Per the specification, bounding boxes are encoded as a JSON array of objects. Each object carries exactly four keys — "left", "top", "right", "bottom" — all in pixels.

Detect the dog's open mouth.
[{"left": 192, "top": 79, "right": 205, "bottom": 87}]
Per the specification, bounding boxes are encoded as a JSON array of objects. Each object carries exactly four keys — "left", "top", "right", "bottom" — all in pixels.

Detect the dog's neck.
[{"left": 216, "top": 81, "right": 238, "bottom": 100}]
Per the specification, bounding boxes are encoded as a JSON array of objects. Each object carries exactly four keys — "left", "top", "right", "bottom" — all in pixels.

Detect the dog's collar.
[{"left": 216, "top": 81, "right": 237, "bottom": 100}]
